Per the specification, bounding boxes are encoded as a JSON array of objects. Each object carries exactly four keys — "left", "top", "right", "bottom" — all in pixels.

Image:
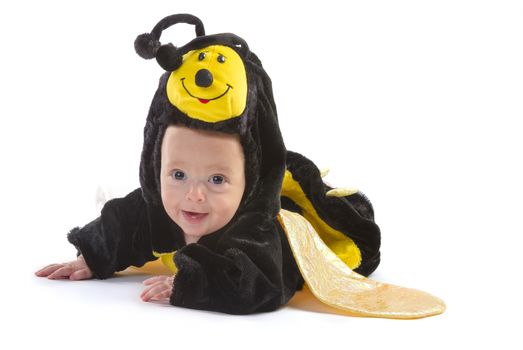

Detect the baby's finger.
[
  {"left": 47, "top": 266, "right": 73, "bottom": 279},
  {"left": 140, "top": 283, "right": 158, "bottom": 298},
  {"left": 35, "top": 264, "right": 62, "bottom": 277},
  {"left": 142, "top": 276, "right": 168, "bottom": 285},
  {"left": 141, "top": 284, "right": 168, "bottom": 301},
  {"left": 69, "top": 269, "right": 92, "bottom": 281},
  {"left": 35, "top": 263, "right": 59, "bottom": 274},
  {"left": 151, "top": 289, "right": 172, "bottom": 301}
]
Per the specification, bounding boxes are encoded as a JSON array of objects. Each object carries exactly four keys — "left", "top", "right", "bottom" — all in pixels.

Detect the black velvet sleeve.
[
  {"left": 67, "top": 188, "right": 156, "bottom": 279},
  {"left": 170, "top": 211, "right": 304, "bottom": 314}
]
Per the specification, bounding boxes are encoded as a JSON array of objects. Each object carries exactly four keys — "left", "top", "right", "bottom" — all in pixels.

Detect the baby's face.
[{"left": 160, "top": 125, "right": 245, "bottom": 244}]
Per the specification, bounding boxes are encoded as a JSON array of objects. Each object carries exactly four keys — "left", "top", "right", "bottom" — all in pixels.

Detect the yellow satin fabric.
[
  {"left": 277, "top": 209, "right": 446, "bottom": 319},
  {"left": 152, "top": 251, "right": 178, "bottom": 274}
]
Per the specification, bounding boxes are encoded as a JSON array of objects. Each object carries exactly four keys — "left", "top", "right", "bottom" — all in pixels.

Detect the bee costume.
[{"left": 68, "top": 14, "right": 445, "bottom": 318}]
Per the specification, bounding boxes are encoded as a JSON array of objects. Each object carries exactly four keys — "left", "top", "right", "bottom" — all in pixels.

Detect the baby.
[
  {"left": 33, "top": 13, "right": 446, "bottom": 318},
  {"left": 34, "top": 14, "right": 310, "bottom": 314},
  {"left": 36, "top": 124, "right": 247, "bottom": 302},
  {"left": 33, "top": 14, "right": 389, "bottom": 316}
]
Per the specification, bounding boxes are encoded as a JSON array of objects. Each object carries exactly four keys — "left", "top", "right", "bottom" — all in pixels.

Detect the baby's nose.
[
  {"left": 186, "top": 182, "right": 206, "bottom": 202},
  {"left": 195, "top": 69, "right": 213, "bottom": 88}
]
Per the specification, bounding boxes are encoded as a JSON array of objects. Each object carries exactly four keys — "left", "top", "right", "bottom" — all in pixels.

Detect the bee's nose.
[{"left": 195, "top": 69, "right": 213, "bottom": 88}]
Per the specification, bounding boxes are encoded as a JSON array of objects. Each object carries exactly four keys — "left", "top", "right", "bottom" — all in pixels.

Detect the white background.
[{"left": 1, "top": 0, "right": 522, "bottom": 348}]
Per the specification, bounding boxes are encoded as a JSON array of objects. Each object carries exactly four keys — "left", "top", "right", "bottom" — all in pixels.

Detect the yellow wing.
[{"left": 277, "top": 209, "right": 445, "bottom": 319}]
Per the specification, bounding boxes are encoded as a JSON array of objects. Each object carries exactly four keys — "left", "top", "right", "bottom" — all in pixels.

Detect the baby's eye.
[
  {"left": 209, "top": 175, "right": 225, "bottom": 185},
  {"left": 198, "top": 52, "right": 206, "bottom": 61},
  {"left": 217, "top": 54, "right": 226, "bottom": 63},
  {"left": 171, "top": 170, "right": 186, "bottom": 181}
]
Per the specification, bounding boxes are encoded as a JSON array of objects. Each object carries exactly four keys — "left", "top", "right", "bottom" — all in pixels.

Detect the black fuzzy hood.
[{"left": 136, "top": 14, "right": 286, "bottom": 222}]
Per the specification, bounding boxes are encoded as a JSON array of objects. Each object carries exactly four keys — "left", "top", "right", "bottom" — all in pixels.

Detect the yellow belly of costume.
[{"left": 281, "top": 170, "right": 362, "bottom": 270}]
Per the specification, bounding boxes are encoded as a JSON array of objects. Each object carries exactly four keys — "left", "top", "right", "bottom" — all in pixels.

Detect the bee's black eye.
[
  {"left": 217, "top": 54, "right": 226, "bottom": 63},
  {"left": 198, "top": 52, "right": 206, "bottom": 61}
]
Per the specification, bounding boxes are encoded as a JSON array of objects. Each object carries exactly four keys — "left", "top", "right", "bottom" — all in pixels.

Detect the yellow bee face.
[{"left": 166, "top": 45, "right": 248, "bottom": 123}]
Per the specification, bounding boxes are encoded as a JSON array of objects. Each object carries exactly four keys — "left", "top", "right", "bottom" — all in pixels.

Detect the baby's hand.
[
  {"left": 35, "top": 255, "right": 93, "bottom": 280},
  {"left": 141, "top": 275, "right": 175, "bottom": 302}
]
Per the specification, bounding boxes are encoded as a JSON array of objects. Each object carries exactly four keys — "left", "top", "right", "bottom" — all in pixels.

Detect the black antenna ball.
[{"left": 135, "top": 33, "right": 161, "bottom": 59}]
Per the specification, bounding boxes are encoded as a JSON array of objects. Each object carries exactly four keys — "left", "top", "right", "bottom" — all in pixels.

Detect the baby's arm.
[
  {"left": 66, "top": 188, "right": 157, "bottom": 279},
  {"left": 168, "top": 212, "right": 303, "bottom": 314},
  {"left": 35, "top": 255, "right": 93, "bottom": 280}
]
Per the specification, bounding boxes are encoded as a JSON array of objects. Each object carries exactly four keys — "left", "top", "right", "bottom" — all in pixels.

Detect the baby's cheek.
[
  {"left": 216, "top": 196, "right": 240, "bottom": 222},
  {"left": 161, "top": 187, "right": 180, "bottom": 218}
]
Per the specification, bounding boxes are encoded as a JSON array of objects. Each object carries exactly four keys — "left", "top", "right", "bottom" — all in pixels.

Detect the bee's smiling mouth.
[{"left": 181, "top": 78, "right": 232, "bottom": 104}]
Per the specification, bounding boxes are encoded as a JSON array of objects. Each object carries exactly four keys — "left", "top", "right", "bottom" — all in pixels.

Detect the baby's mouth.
[{"left": 182, "top": 210, "right": 209, "bottom": 222}]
